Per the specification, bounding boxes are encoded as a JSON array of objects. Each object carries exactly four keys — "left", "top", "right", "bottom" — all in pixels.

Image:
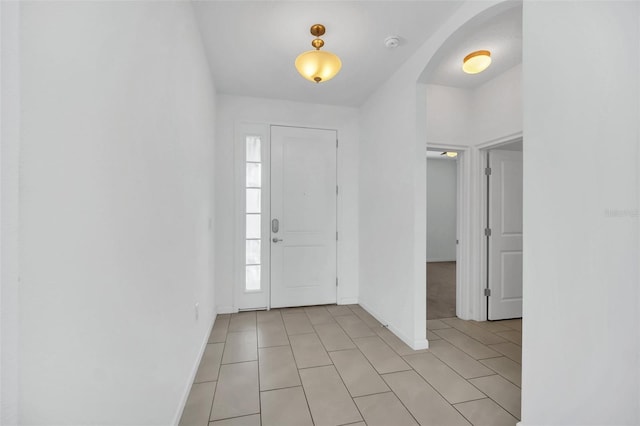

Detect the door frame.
[
  {"left": 233, "top": 122, "right": 339, "bottom": 312},
  {"left": 426, "top": 143, "right": 470, "bottom": 319},
  {"left": 426, "top": 132, "right": 523, "bottom": 322},
  {"left": 234, "top": 122, "right": 271, "bottom": 311}
]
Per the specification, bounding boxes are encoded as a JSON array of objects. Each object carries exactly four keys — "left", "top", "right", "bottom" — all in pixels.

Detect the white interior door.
[
  {"left": 270, "top": 126, "right": 337, "bottom": 308},
  {"left": 488, "top": 149, "right": 523, "bottom": 320}
]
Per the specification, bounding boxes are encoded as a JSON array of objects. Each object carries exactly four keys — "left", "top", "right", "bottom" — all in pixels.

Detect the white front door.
[
  {"left": 488, "top": 149, "right": 523, "bottom": 320},
  {"left": 270, "top": 126, "right": 337, "bottom": 308}
]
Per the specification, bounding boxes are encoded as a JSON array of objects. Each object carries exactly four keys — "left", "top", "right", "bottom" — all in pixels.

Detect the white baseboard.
[
  {"left": 339, "top": 298, "right": 358, "bottom": 305},
  {"left": 172, "top": 315, "right": 216, "bottom": 426},
  {"left": 216, "top": 306, "right": 237, "bottom": 314},
  {"left": 358, "top": 302, "right": 429, "bottom": 350}
]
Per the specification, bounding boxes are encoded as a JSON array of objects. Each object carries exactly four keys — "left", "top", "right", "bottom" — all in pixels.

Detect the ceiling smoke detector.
[{"left": 384, "top": 36, "right": 400, "bottom": 49}]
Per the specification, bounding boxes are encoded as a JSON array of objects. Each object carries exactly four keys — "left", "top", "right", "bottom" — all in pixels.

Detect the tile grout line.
[
  {"left": 425, "top": 344, "right": 503, "bottom": 381},
  {"left": 255, "top": 323, "right": 263, "bottom": 426},
  {"left": 431, "top": 326, "right": 522, "bottom": 362},
  {"left": 309, "top": 320, "right": 364, "bottom": 425},
  {"left": 477, "top": 358, "right": 522, "bottom": 389},
  {"left": 431, "top": 329, "right": 505, "bottom": 360},
  {"left": 442, "top": 321, "right": 511, "bottom": 343},
  {"left": 462, "top": 316, "right": 522, "bottom": 418},
  {"left": 207, "top": 321, "right": 224, "bottom": 426},
  {"left": 427, "top": 323, "right": 525, "bottom": 402},
  {"left": 211, "top": 312, "right": 259, "bottom": 423},
  {"left": 292, "top": 344, "right": 317, "bottom": 426},
  {"left": 190, "top": 308, "right": 521, "bottom": 425},
  {"left": 449, "top": 398, "right": 484, "bottom": 426},
  {"left": 317, "top": 320, "right": 423, "bottom": 426},
  {"left": 401, "top": 350, "right": 488, "bottom": 396},
  {"left": 205, "top": 329, "right": 216, "bottom": 425},
  {"left": 380, "top": 367, "right": 487, "bottom": 417},
  {"left": 465, "top": 376, "right": 521, "bottom": 420}
]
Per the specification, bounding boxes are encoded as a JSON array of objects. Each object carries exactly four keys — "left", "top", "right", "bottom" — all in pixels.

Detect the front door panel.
[{"left": 270, "top": 126, "right": 337, "bottom": 308}]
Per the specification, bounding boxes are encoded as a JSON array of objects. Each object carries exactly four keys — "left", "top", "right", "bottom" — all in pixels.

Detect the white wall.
[
  {"left": 424, "top": 62, "right": 522, "bottom": 321},
  {"left": 359, "top": 0, "right": 510, "bottom": 349},
  {"left": 1, "top": 1, "right": 21, "bottom": 423},
  {"left": 18, "top": 2, "right": 217, "bottom": 424},
  {"left": 425, "top": 84, "right": 470, "bottom": 145},
  {"left": 425, "top": 63, "right": 523, "bottom": 147},
  {"left": 426, "top": 159, "right": 457, "bottom": 262},
  {"left": 522, "top": 2, "right": 639, "bottom": 425},
  {"left": 470, "top": 63, "right": 522, "bottom": 144},
  {"left": 215, "top": 94, "right": 360, "bottom": 311}
]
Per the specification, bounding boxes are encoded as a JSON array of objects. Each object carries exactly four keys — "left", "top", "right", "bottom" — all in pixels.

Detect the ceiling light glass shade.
[
  {"left": 295, "top": 50, "right": 342, "bottom": 83},
  {"left": 445, "top": 152, "right": 458, "bottom": 158},
  {"left": 462, "top": 50, "right": 491, "bottom": 74}
]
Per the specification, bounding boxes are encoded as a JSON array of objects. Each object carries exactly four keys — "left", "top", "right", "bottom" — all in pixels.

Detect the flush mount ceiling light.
[
  {"left": 295, "top": 24, "right": 342, "bottom": 83},
  {"left": 462, "top": 50, "right": 491, "bottom": 74},
  {"left": 442, "top": 151, "right": 458, "bottom": 158}
]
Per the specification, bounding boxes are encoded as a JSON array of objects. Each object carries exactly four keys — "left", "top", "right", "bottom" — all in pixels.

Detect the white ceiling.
[
  {"left": 422, "top": 4, "right": 522, "bottom": 89},
  {"left": 192, "top": 1, "right": 464, "bottom": 107},
  {"left": 192, "top": 1, "right": 522, "bottom": 106}
]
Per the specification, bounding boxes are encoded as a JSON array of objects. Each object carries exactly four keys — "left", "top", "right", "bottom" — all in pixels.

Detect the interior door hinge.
[
  {"left": 336, "top": 277, "right": 338, "bottom": 287},
  {"left": 336, "top": 139, "right": 339, "bottom": 148},
  {"left": 484, "top": 228, "right": 492, "bottom": 237},
  {"left": 336, "top": 185, "right": 338, "bottom": 195},
  {"left": 485, "top": 167, "right": 492, "bottom": 176},
  {"left": 336, "top": 231, "right": 338, "bottom": 240},
  {"left": 484, "top": 288, "right": 491, "bottom": 297}
]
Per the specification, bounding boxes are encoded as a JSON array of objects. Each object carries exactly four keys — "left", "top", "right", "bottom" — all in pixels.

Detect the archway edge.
[{"left": 358, "top": 0, "right": 516, "bottom": 350}]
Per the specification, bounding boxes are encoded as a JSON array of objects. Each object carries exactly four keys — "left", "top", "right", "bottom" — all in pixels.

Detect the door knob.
[{"left": 272, "top": 238, "right": 283, "bottom": 243}]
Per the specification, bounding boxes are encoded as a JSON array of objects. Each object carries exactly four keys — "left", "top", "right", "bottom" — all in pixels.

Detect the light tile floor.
[{"left": 180, "top": 305, "right": 522, "bottom": 426}]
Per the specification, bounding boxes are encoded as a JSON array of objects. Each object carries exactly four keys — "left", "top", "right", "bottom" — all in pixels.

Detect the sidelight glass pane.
[
  {"left": 246, "top": 189, "right": 261, "bottom": 214},
  {"left": 244, "top": 135, "right": 262, "bottom": 292},
  {"left": 246, "top": 265, "right": 261, "bottom": 291},
  {"left": 246, "top": 163, "right": 261, "bottom": 188},
  {"left": 246, "top": 214, "right": 261, "bottom": 239},
  {"left": 245, "top": 240, "right": 261, "bottom": 265},
  {"left": 246, "top": 136, "right": 261, "bottom": 162}
]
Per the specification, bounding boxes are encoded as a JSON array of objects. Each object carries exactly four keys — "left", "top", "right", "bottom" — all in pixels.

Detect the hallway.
[
  {"left": 180, "top": 305, "right": 521, "bottom": 426},
  {"left": 426, "top": 261, "right": 457, "bottom": 320}
]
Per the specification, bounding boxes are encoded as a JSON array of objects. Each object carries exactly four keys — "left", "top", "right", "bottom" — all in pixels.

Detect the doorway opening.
[{"left": 426, "top": 148, "right": 460, "bottom": 320}]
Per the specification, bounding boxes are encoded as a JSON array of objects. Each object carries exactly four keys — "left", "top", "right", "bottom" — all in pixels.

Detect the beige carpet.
[{"left": 427, "top": 261, "right": 456, "bottom": 320}]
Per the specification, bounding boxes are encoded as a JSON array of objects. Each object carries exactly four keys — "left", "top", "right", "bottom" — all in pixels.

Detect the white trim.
[
  {"left": 234, "top": 122, "right": 270, "bottom": 311},
  {"left": 426, "top": 144, "right": 476, "bottom": 320},
  {"left": 338, "top": 298, "right": 358, "bottom": 305},
  {"left": 359, "top": 301, "right": 429, "bottom": 350},
  {"left": 171, "top": 315, "right": 216, "bottom": 426},
  {"left": 475, "top": 132, "right": 523, "bottom": 150}
]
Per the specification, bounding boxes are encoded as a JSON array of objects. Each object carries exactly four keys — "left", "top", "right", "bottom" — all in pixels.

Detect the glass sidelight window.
[{"left": 245, "top": 136, "right": 262, "bottom": 291}]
